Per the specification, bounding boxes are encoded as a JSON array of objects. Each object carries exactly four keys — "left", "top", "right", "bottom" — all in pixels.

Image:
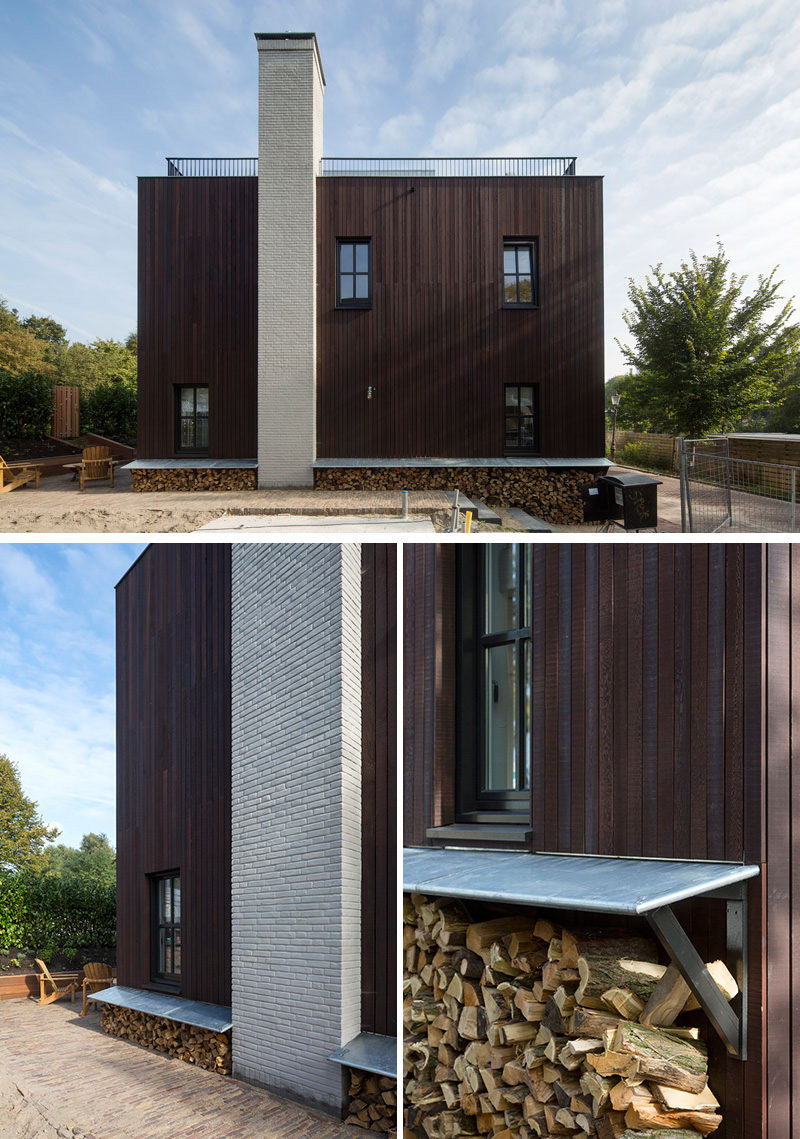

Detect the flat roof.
[
  {"left": 124, "top": 459, "right": 257, "bottom": 470},
  {"left": 403, "top": 848, "right": 759, "bottom": 915},
  {"left": 89, "top": 986, "right": 232, "bottom": 1032},
  {"left": 314, "top": 457, "right": 610, "bottom": 470},
  {"left": 329, "top": 1032, "right": 397, "bottom": 1079}
]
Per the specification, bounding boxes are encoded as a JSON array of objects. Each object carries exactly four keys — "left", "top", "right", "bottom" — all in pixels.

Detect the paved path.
[{"left": 0, "top": 999, "right": 356, "bottom": 1138}]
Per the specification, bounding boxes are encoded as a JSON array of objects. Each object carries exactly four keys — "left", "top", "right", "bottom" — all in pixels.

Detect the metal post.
[
  {"left": 791, "top": 469, "right": 797, "bottom": 532},
  {"left": 678, "top": 437, "right": 689, "bottom": 533},
  {"left": 724, "top": 436, "right": 733, "bottom": 529},
  {"left": 610, "top": 406, "right": 618, "bottom": 462},
  {"left": 402, "top": 490, "right": 409, "bottom": 520}
]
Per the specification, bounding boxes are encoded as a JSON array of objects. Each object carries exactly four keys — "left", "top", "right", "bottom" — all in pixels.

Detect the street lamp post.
[{"left": 610, "top": 391, "right": 621, "bottom": 462}]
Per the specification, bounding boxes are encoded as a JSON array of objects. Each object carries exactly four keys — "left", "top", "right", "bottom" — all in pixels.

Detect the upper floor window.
[
  {"left": 337, "top": 239, "right": 372, "bottom": 308},
  {"left": 177, "top": 385, "right": 208, "bottom": 453},
  {"left": 457, "top": 545, "right": 532, "bottom": 819},
  {"left": 151, "top": 872, "right": 181, "bottom": 987},
  {"left": 503, "top": 240, "right": 537, "bottom": 307},
  {"left": 505, "top": 384, "right": 539, "bottom": 453}
]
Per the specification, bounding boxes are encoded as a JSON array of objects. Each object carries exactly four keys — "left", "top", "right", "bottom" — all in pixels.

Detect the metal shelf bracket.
[{"left": 645, "top": 881, "right": 748, "bottom": 1060}]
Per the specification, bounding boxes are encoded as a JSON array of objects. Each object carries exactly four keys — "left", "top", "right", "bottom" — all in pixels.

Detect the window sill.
[
  {"left": 426, "top": 822, "right": 531, "bottom": 844},
  {"left": 143, "top": 980, "right": 181, "bottom": 995}
]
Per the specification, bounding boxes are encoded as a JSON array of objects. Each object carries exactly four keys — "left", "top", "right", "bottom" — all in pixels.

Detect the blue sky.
[
  {"left": 0, "top": 542, "right": 144, "bottom": 849},
  {"left": 1, "top": 0, "right": 799, "bottom": 375}
]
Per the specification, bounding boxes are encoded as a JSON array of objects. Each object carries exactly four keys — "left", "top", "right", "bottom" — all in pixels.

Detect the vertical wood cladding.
[
  {"left": 116, "top": 545, "right": 231, "bottom": 1006},
  {"left": 403, "top": 542, "right": 800, "bottom": 1137},
  {"left": 317, "top": 177, "right": 604, "bottom": 459},
  {"left": 137, "top": 177, "right": 257, "bottom": 459},
  {"left": 361, "top": 544, "right": 397, "bottom": 1036}
]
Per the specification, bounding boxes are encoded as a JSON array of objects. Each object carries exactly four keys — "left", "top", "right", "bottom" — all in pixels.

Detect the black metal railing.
[
  {"left": 321, "top": 157, "right": 577, "bottom": 176},
  {"left": 166, "top": 158, "right": 257, "bottom": 177},
  {"left": 165, "top": 156, "right": 578, "bottom": 177}
]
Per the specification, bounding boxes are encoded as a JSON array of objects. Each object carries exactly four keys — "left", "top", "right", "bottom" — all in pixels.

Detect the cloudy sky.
[
  {"left": 1, "top": 0, "right": 798, "bottom": 374},
  {"left": 0, "top": 543, "right": 144, "bottom": 849}
]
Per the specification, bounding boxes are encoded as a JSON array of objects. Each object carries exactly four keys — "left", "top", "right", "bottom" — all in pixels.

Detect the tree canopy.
[
  {"left": 0, "top": 754, "right": 59, "bottom": 871},
  {"left": 616, "top": 244, "right": 800, "bottom": 437},
  {"left": 40, "top": 832, "right": 116, "bottom": 888}
]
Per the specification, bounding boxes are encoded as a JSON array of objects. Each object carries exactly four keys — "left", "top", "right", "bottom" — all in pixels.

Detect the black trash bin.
[{"left": 581, "top": 471, "right": 661, "bottom": 530}]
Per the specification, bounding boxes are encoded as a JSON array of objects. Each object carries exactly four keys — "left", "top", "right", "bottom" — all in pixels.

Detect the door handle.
[{"left": 367, "top": 386, "right": 375, "bottom": 400}]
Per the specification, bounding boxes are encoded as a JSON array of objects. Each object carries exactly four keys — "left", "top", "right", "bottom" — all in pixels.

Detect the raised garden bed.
[
  {"left": 0, "top": 946, "right": 115, "bottom": 976},
  {"left": 0, "top": 436, "right": 81, "bottom": 463}
]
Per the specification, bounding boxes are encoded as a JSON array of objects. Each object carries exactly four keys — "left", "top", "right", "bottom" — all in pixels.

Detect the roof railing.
[{"left": 165, "top": 156, "right": 577, "bottom": 177}]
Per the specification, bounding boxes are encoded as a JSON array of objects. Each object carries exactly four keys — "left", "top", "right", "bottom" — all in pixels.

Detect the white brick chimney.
[{"left": 255, "top": 33, "right": 324, "bottom": 487}]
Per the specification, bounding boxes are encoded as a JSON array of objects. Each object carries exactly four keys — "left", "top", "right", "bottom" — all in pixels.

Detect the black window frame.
[
  {"left": 504, "top": 383, "right": 540, "bottom": 455},
  {"left": 336, "top": 238, "right": 372, "bottom": 309},
  {"left": 150, "top": 871, "right": 181, "bottom": 991},
  {"left": 456, "top": 545, "right": 532, "bottom": 821},
  {"left": 502, "top": 238, "right": 538, "bottom": 308},
  {"left": 175, "top": 385, "right": 209, "bottom": 455}
]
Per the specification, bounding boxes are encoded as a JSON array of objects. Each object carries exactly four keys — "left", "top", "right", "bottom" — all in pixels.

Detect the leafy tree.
[
  {"left": 81, "top": 378, "right": 137, "bottom": 440},
  {"left": 21, "top": 314, "right": 67, "bottom": 344},
  {"left": 0, "top": 755, "right": 59, "bottom": 871},
  {"left": 617, "top": 243, "right": 800, "bottom": 437},
  {"left": 56, "top": 338, "right": 136, "bottom": 392},
  {"left": 0, "top": 371, "right": 54, "bottom": 437},
  {"left": 124, "top": 331, "right": 137, "bottom": 354},
  {"left": 40, "top": 832, "right": 116, "bottom": 889},
  {"left": 0, "top": 327, "right": 56, "bottom": 378}
]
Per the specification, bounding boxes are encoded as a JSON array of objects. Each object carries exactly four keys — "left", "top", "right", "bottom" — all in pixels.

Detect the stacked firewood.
[
  {"left": 132, "top": 470, "right": 256, "bottom": 492},
  {"left": 314, "top": 468, "right": 590, "bottom": 525},
  {"left": 404, "top": 895, "right": 738, "bottom": 1139},
  {"left": 347, "top": 1068, "right": 398, "bottom": 1133},
  {"left": 101, "top": 1005, "right": 232, "bottom": 1074}
]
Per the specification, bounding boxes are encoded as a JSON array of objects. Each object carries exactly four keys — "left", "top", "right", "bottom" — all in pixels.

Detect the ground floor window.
[
  {"left": 504, "top": 384, "right": 539, "bottom": 453},
  {"left": 176, "top": 386, "right": 209, "bottom": 452},
  {"left": 151, "top": 872, "right": 181, "bottom": 986}
]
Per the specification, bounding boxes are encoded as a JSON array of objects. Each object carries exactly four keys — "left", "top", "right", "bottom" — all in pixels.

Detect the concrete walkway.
[{"left": 0, "top": 999, "right": 356, "bottom": 1138}]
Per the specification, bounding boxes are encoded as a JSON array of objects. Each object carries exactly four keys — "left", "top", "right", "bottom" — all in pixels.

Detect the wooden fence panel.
[{"left": 52, "top": 386, "right": 80, "bottom": 438}]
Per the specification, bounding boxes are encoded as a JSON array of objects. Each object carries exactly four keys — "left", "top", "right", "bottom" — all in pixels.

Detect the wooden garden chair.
[
  {"left": 80, "top": 961, "right": 115, "bottom": 1016},
  {"left": 0, "top": 454, "right": 40, "bottom": 493},
  {"left": 77, "top": 445, "right": 115, "bottom": 491},
  {"left": 34, "top": 959, "right": 79, "bottom": 1006}
]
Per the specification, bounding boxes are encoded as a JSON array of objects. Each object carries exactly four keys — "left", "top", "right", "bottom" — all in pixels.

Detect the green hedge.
[
  {"left": 0, "top": 371, "right": 53, "bottom": 438},
  {"left": 0, "top": 870, "right": 116, "bottom": 958},
  {"left": 81, "top": 380, "right": 136, "bottom": 441}
]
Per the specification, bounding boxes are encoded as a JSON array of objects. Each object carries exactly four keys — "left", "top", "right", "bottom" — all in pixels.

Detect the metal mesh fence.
[{"left": 680, "top": 438, "right": 800, "bottom": 532}]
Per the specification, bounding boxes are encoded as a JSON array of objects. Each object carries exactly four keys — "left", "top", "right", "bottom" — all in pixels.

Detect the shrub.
[
  {"left": 0, "top": 370, "right": 53, "bottom": 437},
  {"left": 616, "top": 440, "right": 673, "bottom": 473},
  {"left": 0, "top": 868, "right": 116, "bottom": 953},
  {"left": 81, "top": 380, "right": 136, "bottom": 441}
]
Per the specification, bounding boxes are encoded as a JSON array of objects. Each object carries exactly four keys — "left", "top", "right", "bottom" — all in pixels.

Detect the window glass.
[
  {"left": 518, "top": 276, "right": 533, "bottom": 303},
  {"left": 355, "top": 274, "right": 369, "bottom": 299},
  {"left": 180, "top": 389, "right": 195, "bottom": 416},
  {"left": 340, "top": 276, "right": 354, "bottom": 299},
  {"left": 486, "top": 545, "right": 519, "bottom": 632},
  {"left": 196, "top": 387, "right": 209, "bottom": 414},
  {"left": 355, "top": 244, "right": 369, "bottom": 272},
  {"left": 503, "top": 249, "right": 517, "bottom": 274},
  {"left": 337, "top": 239, "right": 371, "bottom": 306},
  {"left": 340, "top": 243, "right": 354, "bottom": 271},
  {"left": 484, "top": 643, "right": 518, "bottom": 791},
  {"left": 503, "top": 241, "right": 537, "bottom": 306},
  {"left": 516, "top": 246, "right": 531, "bottom": 273},
  {"left": 505, "top": 384, "right": 538, "bottom": 452}
]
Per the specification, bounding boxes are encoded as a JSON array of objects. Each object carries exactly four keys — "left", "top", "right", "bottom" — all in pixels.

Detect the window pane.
[
  {"left": 518, "top": 276, "right": 533, "bottom": 303},
  {"left": 355, "top": 273, "right": 369, "bottom": 299},
  {"left": 160, "top": 878, "right": 171, "bottom": 922},
  {"left": 519, "top": 387, "right": 533, "bottom": 413},
  {"left": 503, "top": 248, "right": 517, "bottom": 274},
  {"left": 174, "top": 929, "right": 181, "bottom": 974},
  {"left": 486, "top": 545, "right": 519, "bottom": 633},
  {"left": 339, "top": 243, "right": 353, "bottom": 271},
  {"left": 516, "top": 246, "right": 531, "bottom": 274},
  {"left": 484, "top": 643, "right": 518, "bottom": 791},
  {"left": 195, "top": 387, "right": 209, "bottom": 413},
  {"left": 505, "top": 422, "right": 519, "bottom": 449},
  {"left": 519, "top": 417, "right": 535, "bottom": 448},
  {"left": 195, "top": 417, "right": 209, "bottom": 450},
  {"left": 340, "top": 275, "right": 354, "bottom": 299},
  {"left": 522, "top": 639, "right": 531, "bottom": 790},
  {"left": 173, "top": 878, "right": 181, "bottom": 921},
  {"left": 505, "top": 386, "right": 519, "bottom": 408},
  {"left": 355, "top": 243, "right": 369, "bottom": 272},
  {"left": 180, "top": 419, "right": 195, "bottom": 449},
  {"left": 504, "top": 277, "right": 518, "bottom": 303},
  {"left": 180, "top": 389, "right": 195, "bottom": 415}
]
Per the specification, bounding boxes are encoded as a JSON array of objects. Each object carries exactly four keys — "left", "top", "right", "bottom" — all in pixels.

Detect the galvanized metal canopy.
[
  {"left": 403, "top": 847, "right": 758, "bottom": 914},
  {"left": 89, "top": 985, "right": 233, "bottom": 1033},
  {"left": 329, "top": 1032, "right": 397, "bottom": 1079},
  {"left": 404, "top": 847, "right": 759, "bottom": 1060}
]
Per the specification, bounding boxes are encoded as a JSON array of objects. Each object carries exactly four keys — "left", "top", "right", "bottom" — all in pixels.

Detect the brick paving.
[{"left": 0, "top": 999, "right": 357, "bottom": 1138}]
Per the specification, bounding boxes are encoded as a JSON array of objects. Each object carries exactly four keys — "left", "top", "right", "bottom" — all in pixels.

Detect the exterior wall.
[
  {"left": 115, "top": 545, "right": 232, "bottom": 1006},
  {"left": 230, "top": 544, "right": 361, "bottom": 1113},
  {"left": 403, "top": 542, "right": 780, "bottom": 1138},
  {"left": 317, "top": 176, "right": 604, "bottom": 459},
  {"left": 256, "top": 34, "right": 324, "bottom": 487},
  {"left": 137, "top": 177, "right": 257, "bottom": 460},
  {"left": 360, "top": 544, "right": 397, "bottom": 1036}
]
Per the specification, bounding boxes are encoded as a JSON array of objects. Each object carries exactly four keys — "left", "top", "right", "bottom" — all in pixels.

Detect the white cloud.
[{"left": 413, "top": 0, "right": 476, "bottom": 85}]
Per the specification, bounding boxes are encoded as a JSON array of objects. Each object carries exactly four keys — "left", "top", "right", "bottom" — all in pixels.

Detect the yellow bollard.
[{"left": 464, "top": 510, "right": 473, "bottom": 533}]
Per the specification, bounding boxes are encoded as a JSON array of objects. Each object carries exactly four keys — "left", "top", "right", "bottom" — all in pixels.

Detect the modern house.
[
  {"left": 95, "top": 543, "right": 396, "bottom": 1121},
  {"left": 130, "top": 32, "right": 607, "bottom": 522},
  {"left": 403, "top": 542, "right": 798, "bottom": 1137}
]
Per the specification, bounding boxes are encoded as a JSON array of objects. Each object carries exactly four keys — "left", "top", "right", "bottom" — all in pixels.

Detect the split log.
[
  {"left": 625, "top": 1102, "right": 722, "bottom": 1133},
  {"left": 611, "top": 1023, "right": 707, "bottom": 1094}
]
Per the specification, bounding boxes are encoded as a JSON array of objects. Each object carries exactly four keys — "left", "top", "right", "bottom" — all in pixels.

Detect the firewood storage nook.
[{"left": 403, "top": 849, "right": 758, "bottom": 1137}]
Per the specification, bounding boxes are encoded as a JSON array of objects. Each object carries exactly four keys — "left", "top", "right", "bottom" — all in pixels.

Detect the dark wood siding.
[
  {"left": 317, "top": 177, "right": 604, "bottom": 459},
  {"left": 403, "top": 541, "right": 795, "bottom": 1138},
  {"left": 361, "top": 545, "right": 397, "bottom": 1036},
  {"left": 137, "top": 177, "right": 257, "bottom": 459},
  {"left": 116, "top": 545, "right": 231, "bottom": 1006}
]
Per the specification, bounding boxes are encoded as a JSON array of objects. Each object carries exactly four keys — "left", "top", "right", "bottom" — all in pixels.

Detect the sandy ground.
[
  {"left": 0, "top": 1072, "right": 85, "bottom": 1139},
  {"left": 0, "top": 465, "right": 681, "bottom": 534}
]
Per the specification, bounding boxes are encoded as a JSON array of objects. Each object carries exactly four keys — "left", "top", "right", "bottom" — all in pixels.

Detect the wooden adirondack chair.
[
  {"left": 80, "top": 961, "right": 115, "bottom": 1016},
  {"left": 34, "top": 959, "right": 79, "bottom": 1006},
  {"left": 78, "top": 445, "right": 115, "bottom": 491},
  {"left": 0, "top": 454, "right": 40, "bottom": 493}
]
